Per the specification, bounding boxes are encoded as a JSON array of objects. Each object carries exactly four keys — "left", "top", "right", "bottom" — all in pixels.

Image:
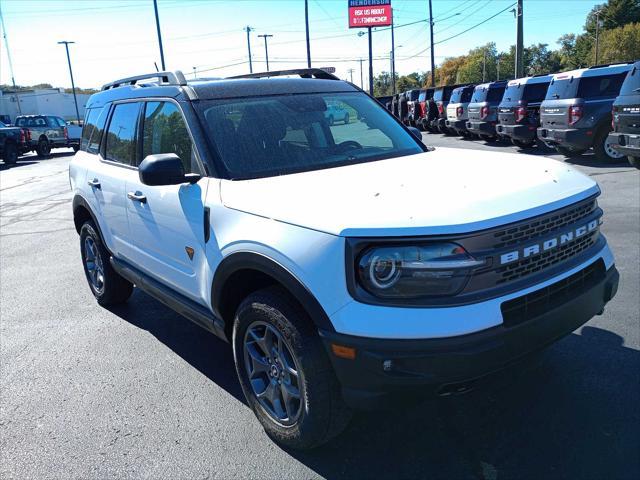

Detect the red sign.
[{"left": 348, "top": 0, "right": 392, "bottom": 28}]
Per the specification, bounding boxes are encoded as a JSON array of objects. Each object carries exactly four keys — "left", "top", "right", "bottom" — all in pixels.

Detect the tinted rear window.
[
  {"left": 471, "top": 87, "right": 488, "bottom": 103},
  {"left": 619, "top": 67, "right": 640, "bottom": 96},
  {"left": 408, "top": 90, "right": 420, "bottom": 101},
  {"left": 418, "top": 91, "right": 426, "bottom": 102},
  {"left": 433, "top": 89, "right": 444, "bottom": 102},
  {"left": 545, "top": 78, "right": 578, "bottom": 99},
  {"left": 577, "top": 72, "right": 628, "bottom": 98},
  {"left": 487, "top": 87, "right": 505, "bottom": 102}
]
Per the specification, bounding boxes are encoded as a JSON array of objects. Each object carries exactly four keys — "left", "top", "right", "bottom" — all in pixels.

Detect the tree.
[
  {"left": 457, "top": 43, "right": 498, "bottom": 83},
  {"left": 524, "top": 43, "right": 562, "bottom": 75},
  {"left": 596, "top": 22, "right": 640, "bottom": 64},
  {"left": 436, "top": 55, "right": 467, "bottom": 86},
  {"left": 585, "top": 0, "right": 640, "bottom": 34}
]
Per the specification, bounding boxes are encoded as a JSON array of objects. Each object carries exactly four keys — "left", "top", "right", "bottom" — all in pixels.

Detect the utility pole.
[
  {"left": 594, "top": 9, "right": 603, "bottom": 65},
  {"left": 428, "top": 0, "right": 436, "bottom": 86},
  {"left": 390, "top": 8, "right": 396, "bottom": 94},
  {"left": 57, "top": 41, "right": 81, "bottom": 124},
  {"left": 368, "top": 27, "right": 374, "bottom": 95},
  {"left": 245, "top": 26, "right": 253, "bottom": 73},
  {"left": 0, "top": 3, "right": 21, "bottom": 114},
  {"left": 152, "top": 0, "right": 166, "bottom": 70},
  {"left": 515, "top": 0, "right": 524, "bottom": 78},
  {"left": 347, "top": 68, "right": 354, "bottom": 83},
  {"left": 258, "top": 34, "right": 273, "bottom": 71},
  {"left": 359, "top": 58, "right": 364, "bottom": 89},
  {"left": 304, "top": 0, "right": 311, "bottom": 67},
  {"left": 497, "top": 55, "right": 500, "bottom": 81},
  {"left": 192, "top": 67, "right": 197, "bottom": 79}
]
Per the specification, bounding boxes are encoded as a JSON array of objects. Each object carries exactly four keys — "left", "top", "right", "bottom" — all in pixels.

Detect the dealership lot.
[{"left": 1, "top": 142, "right": 638, "bottom": 479}]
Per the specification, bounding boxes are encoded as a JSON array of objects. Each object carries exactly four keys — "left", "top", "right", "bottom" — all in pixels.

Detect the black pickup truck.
[{"left": 0, "top": 121, "right": 30, "bottom": 164}]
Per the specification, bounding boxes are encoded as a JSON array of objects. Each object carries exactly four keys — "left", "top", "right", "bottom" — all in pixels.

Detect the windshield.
[
  {"left": 618, "top": 66, "right": 639, "bottom": 96},
  {"left": 198, "top": 92, "right": 424, "bottom": 179},
  {"left": 545, "top": 78, "right": 578, "bottom": 100},
  {"left": 0, "top": 121, "right": 6, "bottom": 128}
]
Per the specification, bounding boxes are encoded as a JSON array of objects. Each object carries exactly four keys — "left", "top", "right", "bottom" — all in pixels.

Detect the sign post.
[{"left": 348, "top": 0, "right": 392, "bottom": 96}]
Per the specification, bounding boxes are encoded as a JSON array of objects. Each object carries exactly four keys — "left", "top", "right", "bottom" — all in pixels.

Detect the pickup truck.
[
  {"left": 0, "top": 121, "right": 31, "bottom": 164},
  {"left": 15, "top": 115, "right": 69, "bottom": 157}
]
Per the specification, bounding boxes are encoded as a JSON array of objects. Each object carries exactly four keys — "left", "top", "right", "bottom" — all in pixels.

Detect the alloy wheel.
[
  {"left": 243, "top": 321, "right": 303, "bottom": 426},
  {"left": 84, "top": 236, "right": 105, "bottom": 294}
]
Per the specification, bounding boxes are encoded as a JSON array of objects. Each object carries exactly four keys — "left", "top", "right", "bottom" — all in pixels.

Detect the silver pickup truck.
[{"left": 15, "top": 115, "right": 72, "bottom": 156}]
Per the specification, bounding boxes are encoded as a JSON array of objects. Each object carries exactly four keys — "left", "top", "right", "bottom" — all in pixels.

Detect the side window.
[
  {"left": 104, "top": 102, "right": 140, "bottom": 165},
  {"left": 15, "top": 118, "right": 25, "bottom": 127},
  {"left": 142, "top": 101, "right": 197, "bottom": 173},
  {"left": 578, "top": 73, "right": 628, "bottom": 98},
  {"left": 81, "top": 109, "right": 99, "bottom": 151},
  {"left": 87, "top": 107, "right": 109, "bottom": 154}
]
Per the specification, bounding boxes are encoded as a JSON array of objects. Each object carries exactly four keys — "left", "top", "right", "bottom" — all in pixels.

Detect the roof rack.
[
  {"left": 588, "top": 61, "right": 634, "bottom": 69},
  {"left": 229, "top": 68, "right": 339, "bottom": 81},
  {"left": 102, "top": 71, "right": 188, "bottom": 91}
]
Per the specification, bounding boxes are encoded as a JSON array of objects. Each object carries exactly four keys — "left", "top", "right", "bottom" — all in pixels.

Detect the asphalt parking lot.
[{"left": 1, "top": 140, "right": 639, "bottom": 480}]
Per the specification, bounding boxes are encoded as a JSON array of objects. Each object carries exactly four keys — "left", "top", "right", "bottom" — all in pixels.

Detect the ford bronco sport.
[
  {"left": 445, "top": 84, "right": 475, "bottom": 136},
  {"left": 466, "top": 80, "right": 508, "bottom": 141},
  {"left": 538, "top": 62, "right": 633, "bottom": 161},
  {"left": 608, "top": 61, "right": 640, "bottom": 169},
  {"left": 70, "top": 69, "right": 619, "bottom": 450},
  {"left": 496, "top": 74, "right": 552, "bottom": 148}
]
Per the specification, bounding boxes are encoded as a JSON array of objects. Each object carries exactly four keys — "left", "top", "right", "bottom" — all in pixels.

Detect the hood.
[{"left": 220, "top": 148, "right": 599, "bottom": 237}]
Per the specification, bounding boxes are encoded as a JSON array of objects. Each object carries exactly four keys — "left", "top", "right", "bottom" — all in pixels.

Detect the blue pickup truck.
[{"left": 0, "top": 120, "right": 30, "bottom": 164}]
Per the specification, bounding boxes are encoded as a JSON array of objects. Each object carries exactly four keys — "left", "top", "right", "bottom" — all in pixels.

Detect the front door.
[{"left": 125, "top": 100, "right": 209, "bottom": 303}]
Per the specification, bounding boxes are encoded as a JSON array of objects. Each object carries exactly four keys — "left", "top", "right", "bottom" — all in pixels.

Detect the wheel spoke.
[{"left": 246, "top": 344, "right": 270, "bottom": 377}]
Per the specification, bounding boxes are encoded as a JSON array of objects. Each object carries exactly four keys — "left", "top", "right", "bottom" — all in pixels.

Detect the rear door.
[
  {"left": 47, "top": 116, "right": 66, "bottom": 144},
  {"left": 89, "top": 102, "right": 142, "bottom": 259},
  {"left": 125, "top": 100, "right": 209, "bottom": 302}
]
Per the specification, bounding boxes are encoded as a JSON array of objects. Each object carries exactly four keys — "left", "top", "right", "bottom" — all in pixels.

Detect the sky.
[{"left": 0, "top": 0, "right": 600, "bottom": 90}]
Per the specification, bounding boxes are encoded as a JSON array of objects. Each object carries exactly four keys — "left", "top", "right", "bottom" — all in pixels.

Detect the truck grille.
[
  {"left": 495, "top": 230, "right": 598, "bottom": 284},
  {"left": 501, "top": 259, "right": 605, "bottom": 327},
  {"left": 493, "top": 199, "right": 597, "bottom": 249}
]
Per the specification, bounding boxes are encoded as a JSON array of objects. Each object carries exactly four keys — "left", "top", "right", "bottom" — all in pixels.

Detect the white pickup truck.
[{"left": 69, "top": 69, "right": 619, "bottom": 450}]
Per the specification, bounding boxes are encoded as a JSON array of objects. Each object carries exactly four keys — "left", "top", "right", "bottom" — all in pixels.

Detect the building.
[{"left": 0, "top": 88, "right": 91, "bottom": 124}]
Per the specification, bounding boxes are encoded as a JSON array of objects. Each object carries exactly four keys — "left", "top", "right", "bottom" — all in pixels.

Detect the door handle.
[
  {"left": 87, "top": 178, "right": 101, "bottom": 189},
  {"left": 127, "top": 191, "right": 147, "bottom": 203}
]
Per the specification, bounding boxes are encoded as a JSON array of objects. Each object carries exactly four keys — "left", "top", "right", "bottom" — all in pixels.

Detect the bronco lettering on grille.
[{"left": 500, "top": 219, "right": 599, "bottom": 265}]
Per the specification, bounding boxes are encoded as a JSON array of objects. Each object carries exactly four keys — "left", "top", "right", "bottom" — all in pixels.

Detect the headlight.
[{"left": 357, "top": 243, "right": 485, "bottom": 298}]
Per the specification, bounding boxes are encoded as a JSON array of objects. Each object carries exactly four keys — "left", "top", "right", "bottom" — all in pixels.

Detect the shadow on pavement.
[
  {"left": 107, "top": 289, "right": 639, "bottom": 479},
  {"left": 0, "top": 150, "right": 76, "bottom": 170}
]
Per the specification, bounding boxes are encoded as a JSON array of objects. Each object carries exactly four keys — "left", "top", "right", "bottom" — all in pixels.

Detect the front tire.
[
  {"left": 233, "top": 286, "right": 351, "bottom": 450},
  {"left": 80, "top": 220, "right": 133, "bottom": 306},
  {"left": 629, "top": 156, "right": 640, "bottom": 169},
  {"left": 555, "top": 146, "right": 586, "bottom": 158}
]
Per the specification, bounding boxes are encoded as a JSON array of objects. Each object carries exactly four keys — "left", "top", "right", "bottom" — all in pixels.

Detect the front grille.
[
  {"left": 501, "top": 259, "right": 605, "bottom": 327},
  {"left": 493, "top": 199, "right": 597, "bottom": 249},
  {"left": 495, "top": 230, "right": 598, "bottom": 284}
]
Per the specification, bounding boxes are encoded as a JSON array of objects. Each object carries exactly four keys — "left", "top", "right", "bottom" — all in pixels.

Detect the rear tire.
[
  {"left": 480, "top": 134, "right": 497, "bottom": 142},
  {"left": 327, "top": 115, "right": 334, "bottom": 126},
  {"left": 628, "top": 156, "right": 640, "bottom": 169},
  {"left": 233, "top": 286, "right": 351, "bottom": 450},
  {"left": 80, "top": 220, "right": 133, "bottom": 306},
  {"left": 36, "top": 138, "right": 51, "bottom": 157},
  {"left": 555, "top": 146, "right": 586, "bottom": 158},
  {"left": 2, "top": 142, "right": 18, "bottom": 164},
  {"left": 343, "top": 113, "right": 349, "bottom": 124},
  {"left": 594, "top": 128, "right": 625, "bottom": 163}
]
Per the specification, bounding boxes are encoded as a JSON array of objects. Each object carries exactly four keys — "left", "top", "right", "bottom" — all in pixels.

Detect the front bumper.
[
  {"left": 496, "top": 123, "right": 537, "bottom": 142},
  {"left": 537, "top": 127, "right": 592, "bottom": 150},
  {"left": 321, "top": 260, "right": 619, "bottom": 409},
  {"left": 608, "top": 132, "right": 640, "bottom": 157},
  {"left": 466, "top": 120, "right": 496, "bottom": 136}
]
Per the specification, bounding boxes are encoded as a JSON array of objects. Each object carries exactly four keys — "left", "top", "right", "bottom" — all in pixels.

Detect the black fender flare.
[
  {"left": 72, "top": 194, "right": 109, "bottom": 248},
  {"left": 211, "top": 251, "right": 335, "bottom": 332}
]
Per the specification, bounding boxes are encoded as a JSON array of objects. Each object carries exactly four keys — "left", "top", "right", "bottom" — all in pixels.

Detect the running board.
[{"left": 110, "top": 257, "right": 227, "bottom": 342}]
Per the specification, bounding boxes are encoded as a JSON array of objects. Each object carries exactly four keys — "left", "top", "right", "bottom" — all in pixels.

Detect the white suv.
[{"left": 70, "top": 69, "right": 619, "bottom": 449}]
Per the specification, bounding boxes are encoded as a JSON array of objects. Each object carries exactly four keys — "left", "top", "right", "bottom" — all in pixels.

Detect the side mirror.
[
  {"left": 138, "top": 153, "right": 200, "bottom": 186},
  {"left": 407, "top": 126, "right": 422, "bottom": 140}
]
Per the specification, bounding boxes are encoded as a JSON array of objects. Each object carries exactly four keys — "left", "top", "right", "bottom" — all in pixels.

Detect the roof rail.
[
  {"left": 588, "top": 61, "right": 634, "bottom": 69},
  {"left": 102, "top": 71, "right": 188, "bottom": 91},
  {"left": 229, "top": 68, "right": 339, "bottom": 81}
]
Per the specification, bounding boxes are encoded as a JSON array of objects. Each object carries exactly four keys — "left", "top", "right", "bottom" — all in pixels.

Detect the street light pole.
[
  {"left": 304, "top": 0, "right": 311, "bottom": 67},
  {"left": 368, "top": 27, "right": 374, "bottom": 95},
  {"left": 390, "top": 8, "right": 396, "bottom": 94},
  {"left": 359, "top": 58, "right": 364, "bottom": 89},
  {"left": 57, "top": 41, "right": 81, "bottom": 124},
  {"left": 428, "top": 0, "right": 435, "bottom": 86},
  {"left": 0, "top": 4, "right": 21, "bottom": 114},
  {"left": 152, "top": 0, "right": 166, "bottom": 70},
  {"left": 515, "top": 0, "right": 524, "bottom": 78},
  {"left": 258, "top": 34, "right": 273, "bottom": 71},
  {"left": 245, "top": 26, "right": 253, "bottom": 73}
]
